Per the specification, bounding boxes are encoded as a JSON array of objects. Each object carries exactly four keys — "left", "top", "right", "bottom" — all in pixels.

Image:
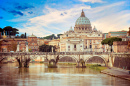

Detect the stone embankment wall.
[{"left": 113, "top": 56, "right": 130, "bottom": 70}]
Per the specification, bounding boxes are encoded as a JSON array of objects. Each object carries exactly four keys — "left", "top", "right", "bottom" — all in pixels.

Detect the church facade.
[{"left": 60, "top": 10, "right": 104, "bottom": 52}]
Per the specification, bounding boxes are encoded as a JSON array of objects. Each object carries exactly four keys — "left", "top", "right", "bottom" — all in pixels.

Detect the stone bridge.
[{"left": 0, "top": 52, "right": 113, "bottom": 68}]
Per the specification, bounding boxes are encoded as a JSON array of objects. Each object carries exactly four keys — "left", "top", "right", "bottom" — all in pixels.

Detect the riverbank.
[
  {"left": 101, "top": 67, "right": 130, "bottom": 81},
  {"left": 86, "top": 64, "right": 107, "bottom": 71},
  {"left": 58, "top": 62, "right": 107, "bottom": 71}
]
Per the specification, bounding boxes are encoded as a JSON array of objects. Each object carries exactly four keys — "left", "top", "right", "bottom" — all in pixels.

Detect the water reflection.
[{"left": 0, "top": 63, "right": 130, "bottom": 86}]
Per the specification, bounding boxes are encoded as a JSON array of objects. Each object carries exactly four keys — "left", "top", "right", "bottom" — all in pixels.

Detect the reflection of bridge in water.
[{"left": 0, "top": 52, "right": 129, "bottom": 68}]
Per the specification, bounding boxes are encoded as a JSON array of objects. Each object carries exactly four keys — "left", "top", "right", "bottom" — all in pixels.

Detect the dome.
[
  {"left": 74, "top": 9, "right": 92, "bottom": 33},
  {"left": 29, "top": 33, "right": 37, "bottom": 37},
  {"left": 75, "top": 9, "right": 91, "bottom": 25},
  {"left": 75, "top": 17, "right": 91, "bottom": 25}
]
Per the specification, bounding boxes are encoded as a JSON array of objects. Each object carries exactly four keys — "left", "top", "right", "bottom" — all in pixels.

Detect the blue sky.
[{"left": 0, "top": 0, "right": 130, "bottom": 37}]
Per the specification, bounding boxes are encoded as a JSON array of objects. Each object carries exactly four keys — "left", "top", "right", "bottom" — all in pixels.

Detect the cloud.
[
  {"left": 79, "top": 0, "right": 104, "bottom": 3},
  {"left": 18, "top": 1, "right": 130, "bottom": 37},
  {"left": 8, "top": 10, "right": 24, "bottom": 16},
  {"left": 15, "top": 5, "right": 34, "bottom": 10},
  {"left": 28, "top": 11, "right": 33, "bottom": 14},
  {"left": 0, "top": 7, "right": 6, "bottom": 11},
  {"left": 0, "top": 16, "right": 3, "bottom": 19},
  {"left": 19, "top": 5, "right": 91, "bottom": 37}
]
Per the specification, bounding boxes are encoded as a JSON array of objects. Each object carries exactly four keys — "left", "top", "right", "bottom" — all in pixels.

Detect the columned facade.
[{"left": 60, "top": 10, "right": 104, "bottom": 52}]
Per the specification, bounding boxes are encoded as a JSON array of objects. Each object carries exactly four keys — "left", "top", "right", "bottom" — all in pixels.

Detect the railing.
[{"left": 0, "top": 52, "right": 111, "bottom": 55}]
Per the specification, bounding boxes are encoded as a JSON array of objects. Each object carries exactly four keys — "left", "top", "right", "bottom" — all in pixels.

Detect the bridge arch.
[
  {"left": 85, "top": 55, "right": 108, "bottom": 66},
  {"left": 59, "top": 55, "right": 78, "bottom": 62}
]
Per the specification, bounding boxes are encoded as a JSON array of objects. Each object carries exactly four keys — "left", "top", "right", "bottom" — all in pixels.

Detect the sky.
[{"left": 0, "top": 0, "right": 130, "bottom": 37}]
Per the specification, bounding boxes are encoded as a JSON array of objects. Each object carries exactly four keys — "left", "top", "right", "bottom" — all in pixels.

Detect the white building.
[{"left": 60, "top": 10, "right": 104, "bottom": 52}]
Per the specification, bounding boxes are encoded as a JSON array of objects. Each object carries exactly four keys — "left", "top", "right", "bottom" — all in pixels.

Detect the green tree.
[
  {"left": 39, "top": 44, "right": 56, "bottom": 52},
  {"left": 3, "top": 26, "right": 13, "bottom": 36},
  {"left": 29, "top": 49, "right": 32, "bottom": 52},
  {"left": 3, "top": 26, "right": 19, "bottom": 37},
  {"left": 101, "top": 37, "right": 122, "bottom": 52},
  {"left": 20, "top": 34, "right": 25, "bottom": 38},
  {"left": 11, "top": 28, "right": 19, "bottom": 36},
  {"left": 57, "top": 34, "right": 63, "bottom": 38},
  {"left": 43, "top": 34, "right": 56, "bottom": 39}
]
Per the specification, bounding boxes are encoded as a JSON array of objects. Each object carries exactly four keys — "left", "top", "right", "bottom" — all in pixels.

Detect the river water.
[{"left": 0, "top": 63, "right": 130, "bottom": 86}]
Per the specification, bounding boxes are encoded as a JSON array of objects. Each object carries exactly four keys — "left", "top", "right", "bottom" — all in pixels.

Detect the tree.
[
  {"left": 3, "top": 26, "right": 19, "bottom": 37},
  {"left": 29, "top": 49, "right": 32, "bottom": 52},
  {"left": 43, "top": 34, "right": 56, "bottom": 39},
  {"left": 11, "top": 28, "right": 19, "bottom": 36},
  {"left": 57, "top": 34, "right": 63, "bottom": 38},
  {"left": 24, "top": 32, "right": 26, "bottom": 38},
  {"left": 3, "top": 26, "right": 13, "bottom": 36},
  {"left": 101, "top": 37, "right": 122, "bottom": 52},
  {"left": 20, "top": 34, "right": 25, "bottom": 38},
  {"left": 39, "top": 44, "right": 56, "bottom": 52}
]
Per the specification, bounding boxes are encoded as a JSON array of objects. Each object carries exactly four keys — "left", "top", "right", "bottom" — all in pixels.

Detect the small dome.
[
  {"left": 29, "top": 33, "right": 37, "bottom": 37},
  {"left": 93, "top": 26, "right": 97, "bottom": 31}
]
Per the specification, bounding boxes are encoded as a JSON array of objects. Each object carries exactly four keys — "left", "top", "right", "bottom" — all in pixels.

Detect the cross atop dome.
[{"left": 80, "top": 9, "right": 85, "bottom": 17}]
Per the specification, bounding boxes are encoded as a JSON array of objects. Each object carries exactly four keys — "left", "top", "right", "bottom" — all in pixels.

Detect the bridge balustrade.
[{"left": 0, "top": 52, "right": 111, "bottom": 56}]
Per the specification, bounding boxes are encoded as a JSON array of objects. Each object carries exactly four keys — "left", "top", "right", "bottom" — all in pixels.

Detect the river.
[{"left": 0, "top": 63, "right": 130, "bottom": 86}]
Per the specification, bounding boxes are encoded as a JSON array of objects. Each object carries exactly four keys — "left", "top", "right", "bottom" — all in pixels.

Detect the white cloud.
[
  {"left": 79, "top": 0, "right": 104, "bottom": 3},
  {"left": 18, "top": 1, "right": 130, "bottom": 37}
]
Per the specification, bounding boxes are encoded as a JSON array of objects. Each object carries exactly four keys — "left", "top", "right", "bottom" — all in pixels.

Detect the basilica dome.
[
  {"left": 74, "top": 10, "right": 92, "bottom": 33},
  {"left": 75, "top": 16, "right": 91, "bottom": 25}
]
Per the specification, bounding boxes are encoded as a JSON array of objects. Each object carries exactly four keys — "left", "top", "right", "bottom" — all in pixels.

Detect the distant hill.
[{"left": 40, "top": 34, "right": 63, "bottom": 40}]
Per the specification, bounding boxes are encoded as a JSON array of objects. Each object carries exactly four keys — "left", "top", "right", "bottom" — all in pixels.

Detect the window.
[
  {"left": 74, "top": 45, "right": 76, "bottom": 48},
  {"left": 98, "top": 34, "right": 100, "bottom": 36},
  {"left": 90, "top": 40, "right": 91, "bottom": 42},
  {"left": 90, "top": 45, "right": 92, "bottom": 48},
  {"left": 68, "top": 46, "right": 70, "bottom": 48}
]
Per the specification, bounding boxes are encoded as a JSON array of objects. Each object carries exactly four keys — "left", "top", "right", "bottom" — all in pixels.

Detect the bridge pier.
[
  {"left": 48, "top": 59, "right": 57, "bottom": 68},
  {"left": 47, "top": 55, "right": 59, "bottom": 68},
  {"left": 16, "top": 55, "right": 31, "bottom": 68},
  {"left": 76, "top": 59, "right": 86, "bottom": 68}
]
